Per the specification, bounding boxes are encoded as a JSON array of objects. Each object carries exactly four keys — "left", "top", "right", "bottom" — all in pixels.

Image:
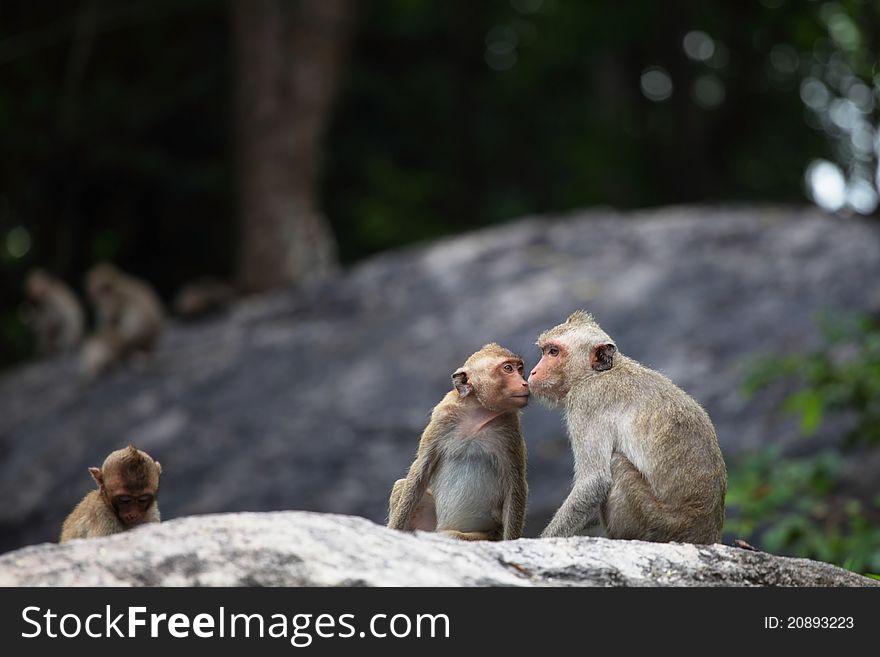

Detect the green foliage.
[
  {"left": 743, "top": 313, "right": 880, "bottom": 446},
  {"left": 730, "top": 313, "right": 880, "bottom": 574},
  {"left": 325, "top": 0, "right": 832, "bottom": 261},
  {"left": 726, "top": 447, "right": 880, "bottom": 573}
]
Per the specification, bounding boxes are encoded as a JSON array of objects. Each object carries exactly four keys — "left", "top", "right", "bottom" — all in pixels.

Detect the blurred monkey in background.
[
  {"left": 21, "top": 269, "right": 85, "bottom": 356},
  {"left": 81, "top": 263, "right": 165, "bottom": 376}
]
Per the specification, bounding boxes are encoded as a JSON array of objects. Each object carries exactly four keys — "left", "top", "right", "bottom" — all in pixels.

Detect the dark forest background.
[{"left": 2, "top": 0, "right": 878, "bottom": 366}]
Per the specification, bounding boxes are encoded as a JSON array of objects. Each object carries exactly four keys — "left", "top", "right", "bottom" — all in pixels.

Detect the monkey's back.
[{"left": 614, "top": 357, "right": 727, "bottom": 531}]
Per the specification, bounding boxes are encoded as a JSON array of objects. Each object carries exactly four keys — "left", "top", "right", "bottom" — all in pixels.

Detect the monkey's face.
[
  {"left": 105, "top": 481, "right": 157, "bottom": 526},
  {"left": 530, "top": 318, "right": 618, "bottom": 407},
  {"left": 528, "top": 341, "right": 571, "bottom": 407},
  {"left": 91, "top": 445, "right": 162, "bottom": 527},
  {"left": 471, "top": 357, "right": 531, "bottom": 412},
  {"left": 454, "top": 350, "right": 530, "bottom": 412}
]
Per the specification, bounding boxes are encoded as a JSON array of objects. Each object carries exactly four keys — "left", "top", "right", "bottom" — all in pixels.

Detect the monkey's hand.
[
  {"left": 540, "top": 519, "right": 577, "bottom": 539},
  {"left": 540, "top": 477, "right": 608, "bottom": 538},
  {"left": 387, "top": 503, "right": 412, "bottom": 531}
]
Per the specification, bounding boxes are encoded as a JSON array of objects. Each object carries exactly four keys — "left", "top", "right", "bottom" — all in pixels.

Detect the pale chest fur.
[{"left": 430, "top": 427, "right": 507, "bottom": 532}]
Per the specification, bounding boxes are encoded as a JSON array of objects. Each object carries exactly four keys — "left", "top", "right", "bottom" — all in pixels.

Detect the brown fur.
[
  {"left": 60, "top": 445, "right": 162, "bottom": 543},
  {"left": 111, "top": 445, "right": 160, "bottom": 491},
  {"left": 59, "top": 490, "right": 128, "bottom": 542},
  {"left": 387, "top": 344, "right": 529, "bottom": 541},
  {"left": 530, "top": 311, "right": 727, "bottom": 544}
]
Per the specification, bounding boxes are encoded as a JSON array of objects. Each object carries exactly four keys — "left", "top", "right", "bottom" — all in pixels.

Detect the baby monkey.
[
  {"left": 388, "top": 344, "right": 529, "bottom": 541},
  {"left": 60, "top": 445, "right": 162, "bottom": 542}
]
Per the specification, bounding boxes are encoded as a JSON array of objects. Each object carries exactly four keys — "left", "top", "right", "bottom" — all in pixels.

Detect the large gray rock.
[
  {"left": 0, "top": 511, "right": 873, "bottom": 587},
  {"left": 1, "top": 205, "right": 879, "bottom": 552}
]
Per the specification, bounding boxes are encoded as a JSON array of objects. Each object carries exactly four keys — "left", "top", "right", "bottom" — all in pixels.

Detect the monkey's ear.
[
  {"left": 452, "top": 368, "right": 472, "bottom": 398},
  {"left": 590, "top": 343, "right": 616, "bottom": 372},
  {"left": 89, "top": 467, "right": 103, "bottom": 486}
]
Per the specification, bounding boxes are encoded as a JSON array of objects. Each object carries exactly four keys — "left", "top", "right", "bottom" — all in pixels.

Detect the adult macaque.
[
  {"left": 81, "top": 263, "right": 165, "bottom": 376},
  {"left": 388, "top": 344, "right": 529, "bottom": 541},
  {"left": 21, "top": 269, "right": 85, "bottom": 356},
  {"left": 529, "top": 311, "right": 726, "bottom": 544},
  {"left": 60, "top": 445, "right": 162, "bottom": 542}
]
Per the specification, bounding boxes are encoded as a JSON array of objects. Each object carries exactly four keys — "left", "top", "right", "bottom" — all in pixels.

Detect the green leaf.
[{"left": 783, "top": 389, "right": 824, "bottom": 435}]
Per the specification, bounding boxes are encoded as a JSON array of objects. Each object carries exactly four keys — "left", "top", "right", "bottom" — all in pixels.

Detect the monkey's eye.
[
  {"left": 138, "top": 495, "right": 153, "bottom": 504},
  {"left": 115, "top": 496, "right": 132, "bottom": 505},
  {"left": 503, "top": 363, "right": 514, "bottom": 373},
  {"left": 548, "top": 346, "right": 560, "bottom": 357}
]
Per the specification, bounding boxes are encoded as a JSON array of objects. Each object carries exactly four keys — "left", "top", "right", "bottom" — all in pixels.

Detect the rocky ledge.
[{"left": 0, "top": 511, "right": 874, "bottom": 587}]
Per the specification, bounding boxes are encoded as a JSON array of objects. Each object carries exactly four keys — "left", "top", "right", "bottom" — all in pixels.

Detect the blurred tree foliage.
[
  {"left": 0, "top": 0, "right": 877, "bottom": 367},
  {"left": 728, "top": 314, "right": 880, "bottom": 574},
  {"left": 325, "top": 0, "right": 830, "bottom": 259}
]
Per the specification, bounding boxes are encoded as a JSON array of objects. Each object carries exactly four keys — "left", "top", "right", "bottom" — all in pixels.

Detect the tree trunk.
[{"left": 230, "top": 0, "right": 355, "bottom": 292}]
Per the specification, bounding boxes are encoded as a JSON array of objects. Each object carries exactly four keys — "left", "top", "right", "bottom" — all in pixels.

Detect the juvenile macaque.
[
  {"left": 60, "top": 445, "right": 162, "bottom": 542},
  {"left": 529, "top": 311, "right": 726, "bottom": 544},
  {"left": 388, "top": 344, "right": 529, "bottom": 541},
  {"left": 21, "top": 269, "right": 85, "bottom": 356},
  {"left": 81, "top": 263, "right": 165, "bottom": 376},
  {"left": 172, "top": 277, "right": 236, "bottom": 319}
]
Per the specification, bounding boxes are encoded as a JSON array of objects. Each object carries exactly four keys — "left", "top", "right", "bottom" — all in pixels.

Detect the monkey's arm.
[
  {"left": 540, "top": 477, "right": 611, "bottom": 537},
  {"left": 387, "top": 444, "right": 439, "bottom": 531},
  {"left": 502, "top": 438, "right": 528, "bottom": 540},
  {"left": 502, "top": 474, "right": 528, "bottom": 540},
  {"left": 541, "top": 430, "right": 613, "bottom": 538}
]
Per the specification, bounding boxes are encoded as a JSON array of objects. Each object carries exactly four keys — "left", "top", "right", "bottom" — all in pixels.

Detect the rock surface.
[
  {"left": 2, "top": 205, "right": 880, "bottom": 552},
  {"left": 0, "top": 511, "right": 874, "bottom": 587}
]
